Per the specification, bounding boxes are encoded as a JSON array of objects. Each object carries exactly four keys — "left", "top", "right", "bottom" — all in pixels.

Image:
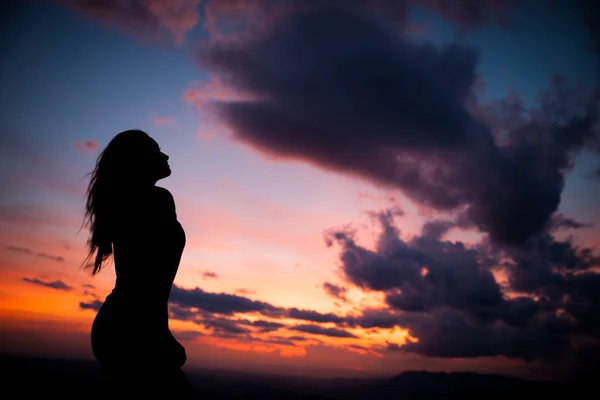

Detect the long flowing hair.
[{"left": 81, "top": 130, "right": 151, "bottom": 275}]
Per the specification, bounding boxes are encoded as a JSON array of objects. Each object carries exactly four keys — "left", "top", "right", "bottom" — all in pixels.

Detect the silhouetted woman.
[{"left": 82, "top": 130, "right": 193, "bottom": 397}]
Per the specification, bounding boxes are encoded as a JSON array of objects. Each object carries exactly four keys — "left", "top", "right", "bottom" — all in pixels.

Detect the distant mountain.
[
  {"left": 328, "top": 370, "right": 579, "bottom": 399},
  {"left": 0, "top": 353, "right": 587, "bottom": 399}
]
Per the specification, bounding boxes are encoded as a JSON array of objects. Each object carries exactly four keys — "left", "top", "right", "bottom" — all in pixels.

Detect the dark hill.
[{"left": 0, "top": 353, "right": 587, "bottom": 399}]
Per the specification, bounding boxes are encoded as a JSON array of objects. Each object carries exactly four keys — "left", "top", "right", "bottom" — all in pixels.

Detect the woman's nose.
[{"left": 162, "top": 152, "right": 169, "bottom": 161}]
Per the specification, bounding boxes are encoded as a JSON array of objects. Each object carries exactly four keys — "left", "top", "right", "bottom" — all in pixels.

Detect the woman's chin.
[{"left": 157, "top": 168, "right": 171, "bottom": 180}]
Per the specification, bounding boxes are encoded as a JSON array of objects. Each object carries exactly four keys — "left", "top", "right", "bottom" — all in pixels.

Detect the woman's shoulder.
[
  {"left": 151, "top": 186, "right": 176, "bottom": 216},
  {"left": 151, "top": 186, "right": 174, "bottom": 202}
]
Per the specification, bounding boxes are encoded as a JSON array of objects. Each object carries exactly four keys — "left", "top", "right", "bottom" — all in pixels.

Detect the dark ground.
[{"left": 0, "top": 353, "right": 588, "bottom": 399}]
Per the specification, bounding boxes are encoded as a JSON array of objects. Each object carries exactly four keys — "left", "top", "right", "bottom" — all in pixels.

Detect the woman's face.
[{"left": 143, "top": 137, "right": 171, "bottom": 183}]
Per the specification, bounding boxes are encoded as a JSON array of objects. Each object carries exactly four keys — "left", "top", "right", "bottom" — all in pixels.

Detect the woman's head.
[
  {"left": 93, "top": 129, "right": 171, "bottom": 187},
  {"left": 82, "top": 129, "right": 171, "bottom": 274}
]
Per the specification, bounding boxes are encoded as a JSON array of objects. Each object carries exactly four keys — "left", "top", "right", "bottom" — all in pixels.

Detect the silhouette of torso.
[{"left": 91, "top": 186, "right": 186, "bottom": 370}]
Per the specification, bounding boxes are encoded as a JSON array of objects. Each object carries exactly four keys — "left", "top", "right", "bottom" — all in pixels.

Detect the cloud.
[
  {"left": 200, "top": 270, "right": 219, "bottom": 280},
  {"left": 550, "top": 213, "right": 593, "bottom": 231},
  {"left": 171, "top": 329, "right": 204, "bottom": 341},
  {"left": 56, "top": 0, "right": 202, "bottom": 45},
  {"left": 391, "top": 308, "right": 567, "bottom": 361},
  {"left": 82, "top": 283, "right": 96, "bottom": 289},
  {"left": 235, "top": 288, "right": 257, "bottom": 296},
  {"left": 74, "top": 139, "right": 99, "bottom": 153},
  {"left": 167, "top": 285, "right": 403, "bottom": 344},
  {"left": 82, "top": 290, "right": 98, "bottom": 298},
  {"left": 286, "top": 308, "right": 346, "bottom": 324},
  {"left": 22, "top": 277, "right": 73, "bottom": 291},
  {"left": 169, "top": 285, "right": 281, "bottom": 315},
  {"left": 201, "top": 316, "right": 253, "bottom": 335},
  {"left": 169, "top": 285, "right": 345, "bottom": 324},
  {"left": 79, "top": 299, "right": 103, "bottom": 311},
  {"left": 169, "top": 285, "right": 360, "bottom": 326},
  {"left": 322, "top": 282, "right": 348, "bottom": 302},
  {"left": 290, "top": 324, "right": 357, "bottom": 338},
  {"left": 196, "top": 6, "right": 599, "bottom": 246},
  {"left": 325, "top": 208, "right": 600, "bottom": 376},
  {"left": 153, "top": 117, "right": 176, "bottom": 127},
  {"left": 167, "top": 284, "right": 395, "bottom": 346},
  {"left": 7, "top": 246, "right": 65, "bottom": 262},
  {"left": 345, "top": 308, "right": 403, "bottom": 329},
  {"left": 167, "top": 302, "right": 288, "bottom": 338},
  {"left": 200, "top": 315, "right": 286, "bottom": 336},
  {"left": 243, "top": 319, "right": 285, "bottom": 333}
]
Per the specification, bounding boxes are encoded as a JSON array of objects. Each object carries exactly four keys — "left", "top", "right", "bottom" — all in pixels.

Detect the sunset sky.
[{"left": 1, "top": 0, "right": 599, "bottom": 381}]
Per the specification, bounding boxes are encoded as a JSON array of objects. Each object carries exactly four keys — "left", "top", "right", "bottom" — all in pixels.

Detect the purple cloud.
[
  {"left": 23, "top": 277, "right": 73, "bottom": 291},
  {"left": 197, "top": 6, "right": 599, "bottom": 246}
]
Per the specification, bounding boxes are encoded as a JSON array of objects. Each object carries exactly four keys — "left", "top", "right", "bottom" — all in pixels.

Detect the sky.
[{"left": 0, "top": 0, "right": 599, "bottom": 381}]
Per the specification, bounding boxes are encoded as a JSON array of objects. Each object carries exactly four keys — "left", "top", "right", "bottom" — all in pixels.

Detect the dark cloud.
[
  {"left": 8, "top": 246, "right": 65, "bottom": 262},
  {"left": 241, "top": 319, "right": 286, "bottom": 333},
  {"left": 325, "top": 208, "right": 600, "bottom": 377},
  {"left": 168, "top": 304, "right": 282, "bottom": 335},
  {"left": 201, "top": 317, "right": 253, "bottom": 335},
  {"left": 346, "top": 308, "right": 403, "bottom": 329},
  {"left": 420, "top": 219, "right": 458, "bottom": 240},
  {"left": 169, "top": 285, "right": 281, "bottom": 315},
  {"left": 82, "top": 290, "right": 98, "bottom": 298},
  {"left": 549, "top": 213, "right": 593, "bottom": 230},
  {"left": 290, "top": 324, "right": 357, "bottom": 338},
  {"left": 167, "top": 285, "right": 390, "bottom": 340},
  {"left": 283, "top": 335, "right": 310, "bottom": 341},
  {"left": 22, "top": 277, "right": 73, "bottom": 291},
  {"left": 82, "top": 283, "right": 96, "bottom": 289},
  {"left": 322, "top": 282, "right": 349, "bottom": 302},
  {"left": 169, "top": 285, "right": 355, "bottom": 325},
  {"left": 79, "top": 299, "right": 103, "bottom": 311},
  {"left": 198, "top": 6, "right": 599, "bottom": 246},
  {"left": 286, "top": 308, "right": 346, "bottom": 324},
  {"left": 201, "top": 316, "right": 286, "bottom": 335},
  {"left": 393, "top": 308, "right": 568, "bottom": 361},
  {"left": 171, "top": 330, "right": 204, "bottom": 341},
  {"left": 169, "top": 303, "right": 198, "bottom": 321}
]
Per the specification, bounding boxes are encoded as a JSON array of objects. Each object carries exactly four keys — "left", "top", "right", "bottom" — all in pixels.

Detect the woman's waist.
[
  {"left": 96, "top": 294, "right": 169, "bottom": 329},
  {"left": 106, "top": 288, "right": 170, "bottom": 304}
]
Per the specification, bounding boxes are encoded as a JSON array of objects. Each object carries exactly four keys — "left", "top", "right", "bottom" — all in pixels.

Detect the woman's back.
[{"left": 111, "top": 186, "right": 186, "bottom": 304}]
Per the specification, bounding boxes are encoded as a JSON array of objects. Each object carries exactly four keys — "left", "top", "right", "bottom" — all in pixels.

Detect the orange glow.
[{"left": 279, "top": 345, "right": 306, "bottom": 357}]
